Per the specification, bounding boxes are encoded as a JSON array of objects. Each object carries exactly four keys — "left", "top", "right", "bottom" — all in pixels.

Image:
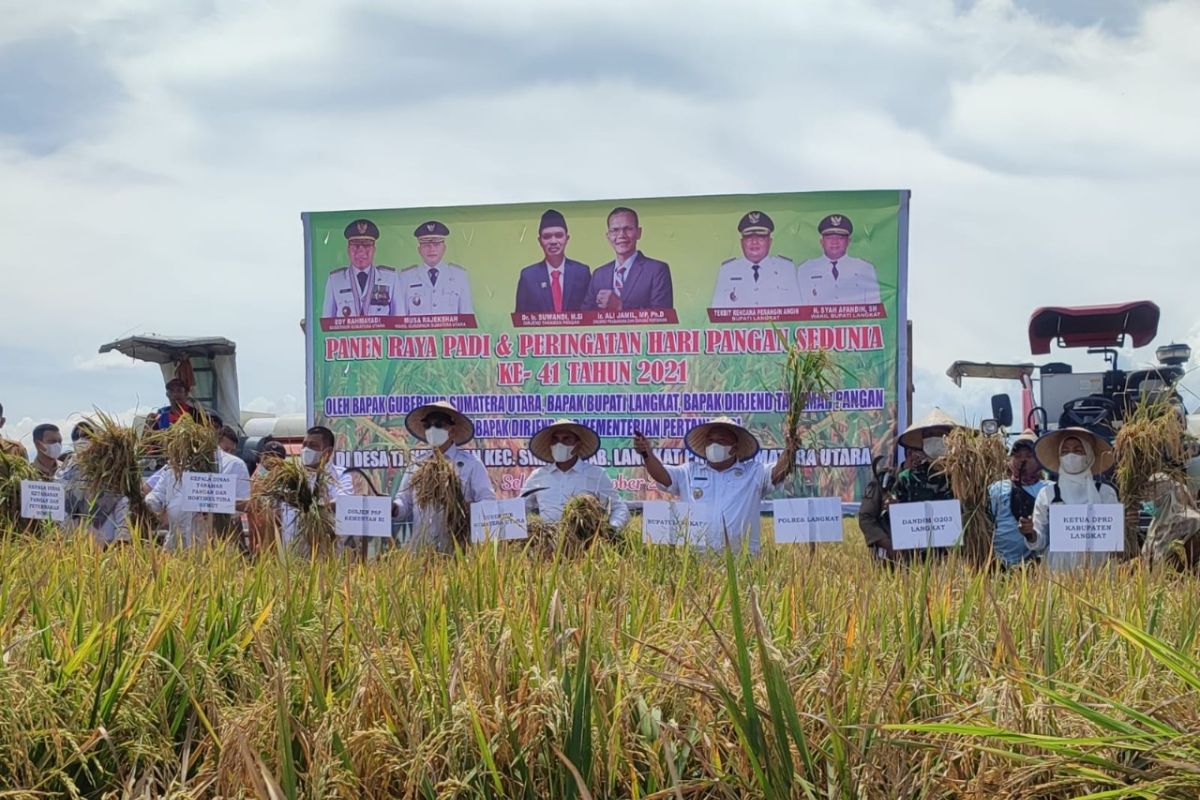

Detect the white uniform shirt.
[
  {"left": 393, "top": 444, "right": 495, "bottom": 549},
  {"left": 146, "top": 450, "right": 251, "bottom": 549},
  {"left": 794, "top": 255, "right": 881, "bottom": 305},
  {"left": 1029, "top": 481, "right": 1120, "bottom": 571},
  {"left": 524, "top": 460, "right": 629, "bottom": 528},
  {"left": 659, "top": 460, "right": 774, "bottom": 553},
  {"left": 279, "top": 462, "right": 355, "bottom": 545},
  {"left": 321, "top": 265, "right": 401, "bottom": 318},
  {"left": 710, "top": 254, "right": 800, "bottom": 308},
  {"left": 397, "top": 262, "right": 475, "bottom": 315}
]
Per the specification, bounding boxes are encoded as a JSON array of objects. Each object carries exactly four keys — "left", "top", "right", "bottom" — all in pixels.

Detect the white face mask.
[
  {"left": 43, "top": 443, "right": 63, "bottom": 460},
  {"left": 73, "top": 441, "right": 90, "bottom": 455},
  {"left": 550, "top": 443, "right": 576, "bottom": 463},
  {"left": 300, "top": 447, "right": 322, "bottom": 467},
  {"left": 922, "top": 437, "right": 946, "bottom": 459},
  {"left": 1059, "top": 453, "right": 1089, "bottom": 475},
  {"left": 705, "top": 442, "right": 733, "bottom": 463},
  {"left": 426, "top": 427, "right": 451, "bottom": 448}
]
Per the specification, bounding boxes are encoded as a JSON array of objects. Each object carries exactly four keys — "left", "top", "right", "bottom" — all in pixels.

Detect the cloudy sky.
[{"left": 2, "top": 0, "right": 1198, "bottom": 446}]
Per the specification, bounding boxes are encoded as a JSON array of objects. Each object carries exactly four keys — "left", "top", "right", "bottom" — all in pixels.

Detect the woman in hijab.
[{"left": 1029, "top": 428, "right": 1119, "bottom": 571}]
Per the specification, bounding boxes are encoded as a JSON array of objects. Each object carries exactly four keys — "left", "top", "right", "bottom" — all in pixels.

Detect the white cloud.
[{"left": 72, "top": 351, "right": 142, "bottom": 371}]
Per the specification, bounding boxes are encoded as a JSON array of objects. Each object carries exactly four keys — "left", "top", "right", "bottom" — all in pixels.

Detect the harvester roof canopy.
[
  {"left": 99, "top": 335, "right": 237, "bottom": 363},
  {"left": 1028, "top": 301, "right": 1159, "bottom": 355},
  {"left": 945, "top": 361, "right": 1036, "bottom": 387}
]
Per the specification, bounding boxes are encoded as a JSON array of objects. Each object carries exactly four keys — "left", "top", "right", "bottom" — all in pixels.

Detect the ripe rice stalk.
[
  {"left": 559, "top": 493, "right": 611, "bottom": 546},
  {"left": 0, "top": 449, "right": 39, "bottom": 530},
  {"left": 774, "top": 333, "right": 839, "bottom": 448},
  {"left": 523, "top": 515, "right": 559, "bottom": 555},
  {"left": 254, "top": 458, "right": 336, "bottom": 555},
  {"left": 72, "top": 411, "right": 152, "bottom": 529},
  {"left": 410, "top": 448, "right": 468, "bottom": 547},
  {"left": 1116, "top": 398, "right": 1190, "bottom": 552},
  {"left": 150, "top": 414, "right": 218, "bottom": 478},
  {"left": 935, "top": 427, "right": 1008, "bottom": 566}
]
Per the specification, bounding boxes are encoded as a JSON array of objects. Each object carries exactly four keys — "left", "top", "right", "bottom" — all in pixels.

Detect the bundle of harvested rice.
[
  {"left": 0, "top": 449, "right": 39, "bottom": 530},
  {"left": 151, "top": 414, "right": 218, "bottom": 478},
  {"left": 410, "top": 449, "right": 469, "bottom": 547},
  {"left": 1116, "top": 398, "right": 1191, "bottom": 557},
  {"left": 523, "top": 515, "right": 558, "bottom": 554},
  {"left": 560, "top": 493, "right": 612, "bottom": 546},
  {"left": 934, "top": 427, "right": 1008, "bottom": 566},
  {"left": 776, "top": 336, "right": 839, "bottom": 448},
  {"left": 0, "top": 439, "right": 25, "bottom": 458},
  {"left": 72, "top": 412, "right": 151, "bottom": 528},
  {"left": 254, "top": 458, "right": 335, "bottom": 556}
]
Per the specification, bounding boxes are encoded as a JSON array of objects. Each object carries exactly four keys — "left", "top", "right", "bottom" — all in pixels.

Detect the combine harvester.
[{"left": 946, "top": 300, "right": 1200, "bottom": 496}]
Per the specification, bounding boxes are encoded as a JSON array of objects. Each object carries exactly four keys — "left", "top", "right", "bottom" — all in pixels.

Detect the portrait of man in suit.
[
  {"left": 514, "top": 209, "right": 592, "bottom": 314},
  {"left": 582, "top": 206, "right": 673, "bottom": 312}
]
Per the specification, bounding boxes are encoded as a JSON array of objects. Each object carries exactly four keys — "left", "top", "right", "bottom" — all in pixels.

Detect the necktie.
[
  {"left": 831, "top": 260, "right": 839, "bottom": 280},
  {"left": 550, "top": 269, "right": 563, "bottom": 313},
  {"left": 356, "top": 271, "right": 368, "bottom": 291},
  {"left": 614, "top": 266, "right": 626, "bottom": 296},
  {"left": 429, "top": 268, "right": 439, "bottom": 287},
  {"left": 752, "top": 263, "right": 760, "bottom": 283}
]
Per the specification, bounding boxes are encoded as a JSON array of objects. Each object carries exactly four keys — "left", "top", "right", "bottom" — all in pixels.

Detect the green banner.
[{"left": 304, "top": 190, "right": 909, "bottom": 500}]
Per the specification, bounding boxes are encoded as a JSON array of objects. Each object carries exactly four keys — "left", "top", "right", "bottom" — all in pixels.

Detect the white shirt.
[
  {"left": 795, "top": 254, "right": 881, "bottom": 305},
  {"left": 524, "top": 460, "right": 629, "bottom": 528},
  {"left": 545, "top": 260, "right": 567, "bottom": 283},
  {"left": 1029, "top": 480, "right": 1120, "bottom": 571},
  {"left": 393, "top": 444, "right": 496, "bottom": 550},
  {"left": 397, "top": 261, "right": 475, "bottom": 315},
  {"left": 711, "top": 254, "right": 800, "bottom": 308},
  {"left": 145, "top": 450, "right": 251, "bottom": 549},
  {"left": 659, "top": 460, "right": 774, "bottom": 552},
  {"left": 279, "top": 462, "right": 355, "bottom": 546}
]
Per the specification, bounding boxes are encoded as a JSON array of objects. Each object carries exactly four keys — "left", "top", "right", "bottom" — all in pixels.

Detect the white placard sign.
[
  {"left": 889, "top": 500, "right": 963, "bottom": 550},
  {"left": 181, "top": 472, "right": 237, "bottom": 514},
  {"left": 772, "top": 498, "right": 843, "bottom": 544},
  {"left": 20, "top": 480, "right": 65, "bottom": 522},
  {"left": 1049, "top": 504, "right": 1124, "bottom": 553},
  {"left": 335, "top": 495, "right": 393, "bottom": 538},
  {"left": 642, "top": 501, "right": 712, "bottom": 546},
  {"left": 470, "top": 498, "right": 528, "bottom": 542}
]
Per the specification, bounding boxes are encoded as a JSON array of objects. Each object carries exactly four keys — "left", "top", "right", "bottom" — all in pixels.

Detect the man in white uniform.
[
  {"left": 392, "top": 401, "right": 495, "bottom": 551},
  {"left": 321, "top": 219, "right": 402, "bottom": 320},
  {"left": 795, "top": 214, "right": 882, "bottom": 306},
  {"left": 276, "top": 425, "right": 355, "bottom": 554},
  {"left": 146, "top": 448, "right": 251, "bottom": 550},
  {"left": 398, "top": 221, "right": 476, "bottom": 316},
  {"left": 710, "top": 211, "right": 800, "bottom": 308},
  {"left": 522, "top": 419, "right": 628, "bottom": 529},
  {"left": 633, "top": 417, "right": 798, "bottom": 553}
]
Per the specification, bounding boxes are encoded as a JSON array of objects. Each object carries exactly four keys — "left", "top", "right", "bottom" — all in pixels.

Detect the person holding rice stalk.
[
  {"left": 276, "top": 426, "right": 354, "bottom": 553},
  {"left": 633, "top": 417, "right": 798, "bottom": 553},
  {"left": 1028, "top": 427, "right": 1126, "bottom": 571},
  {"left": 145, "top": 417, "right": 251, "bottom": 550},
  {"left": 522, "top": 419, "right": 628, "bottom": 529},
  {"left": 987, "top": 430, "right": 1048, "bottom": 568},
  {"left": 392, "top": 401, "right": 495, "bottom": 552},
  {"left": 59, "top": 420, "right": 132, "bottom": 547}
]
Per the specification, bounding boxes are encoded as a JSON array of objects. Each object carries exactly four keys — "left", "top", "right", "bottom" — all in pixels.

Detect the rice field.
[{"left": 2, "top": 520, "right": 1199, "bottom": 799}]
